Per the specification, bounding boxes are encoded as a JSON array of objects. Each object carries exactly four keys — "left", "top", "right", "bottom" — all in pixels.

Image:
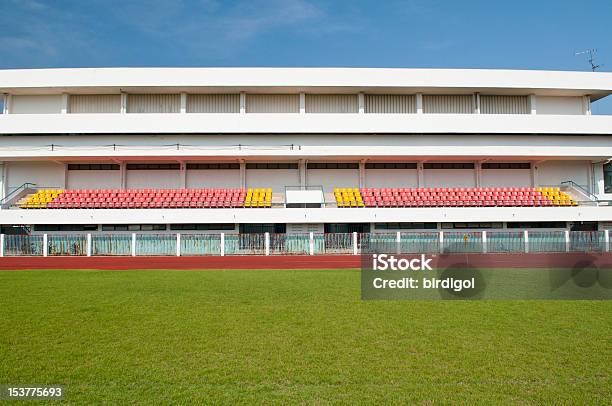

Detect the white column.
[
  {"left": 265, "top": 232, "right": 270, "bottom": 256},
  {"left": 396, "top": 231, "right": 401, "bottom": 255},
  {"left": 565, "top": 230, "right": 570, "bottom": 252},
  {"left": 530, "top": 162, "right": 537, "bottom": 188},
  {"left": 43, "top": 234, "right": 48, "bottom": 257},
  {"left": 605, "top": 230, "right": 610, "bottom": 252},
  {"left": 0, "top": 234, "right": 4, "bottom": 257},
  {"left": 528, "top": 94, "right": 537, "bottom": 115},
  {"left": 475, "top": 161, "right": 482, "bottom": 188},
  {"left": 5, "top": 94, "right": 12, "bottom": 114},
  {"left": 131, "top": 233, "right": 136, "bottom": 256},
  {"left": 0, "top": 163, "right": 4, "bottom": 201},
  {"left": 439, "top": 231, "right": 444, "bottom": 254},
  {"left": 63, "top": 163, "right": 69, "bottom": 189},
  {"left": 299, "top": 159, "right": 306, "bottom": 188},
  {"left": 309, "top": 232, "right": 314, "bottom": 255},
  {"left": 299, "top": 93, "right": 306, "bottom": 114},
  {"left": 240, "top": 160, "right": 246, "bottom": 189},
  {"left": 359, "top": 160, "right": 366, "bottom": 188},
  {"left": 86, "top": 233, "right": 92, "bottom": 257},
  {"left": 593, "top": 163, "right": 605, "bottom": 196},
  {"left": 1, "top": 94, "right": 8, "bottom": 114},
  {"left": 474, "top": 93, "right": 480, "bottom": 114},
  {"left": 180, "top": 162, "right": 187, "bottom": 189},
  {"left": 417, "top": 162, "right": 425, "bottom": 187},
  {"left": 120, "top": 92, "right": 128, "bottom": 114},
  {"left": 120, "top": 162, "right": 127, "bottom": 190},
  {"left": 583, "top": 96, "right": 592, "bottom": 115},
  {"left": 180, "top": 93, "right": 187, "bottom": 114},
  {"left": 220, "top": 233, "right": 225, "bottom": 256},
  {"left": 416, "top": 93, "right": 423, "bottom": 114},
  {"left": 358, "top": 93, "right": 365, "bottom": 114},
  {"left": 482, "top": 231, "right": 487, "bottom": 253},
  {"left": 352, "top": 232, "right": 358, "bottom": 255},
  {"left": 176, "top": 233, "right": 181, "bottom": 256},
  {"left": 524, "top": 230, "right": 529, "bottom": 253},
  {"left": 240, "top": 92, "right": 246, "bottom": 114},
  {"left": 61, "top": 93, "right": 69, "bottom": 114}
]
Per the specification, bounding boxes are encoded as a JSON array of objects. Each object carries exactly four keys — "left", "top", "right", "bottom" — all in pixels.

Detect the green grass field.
[{"left": 0, "top": 269, "right": 610, "bottom": 404}]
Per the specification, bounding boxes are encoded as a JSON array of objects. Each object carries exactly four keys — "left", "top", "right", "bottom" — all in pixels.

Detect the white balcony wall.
[
  {"left": 67, "top": 170, "right": 121, "bottom": 189},
  {"left": 126, "top": 170, "right": 180, "bottom": 189},
  {"left": 187, "top": 94, "right": 240, "bottom": 113},
  {"left": 480, "top": 95, "right": 529, "bottom": 114},
  {"left": 536, "top": 96, "right": 584, "bottom": 115},
  {"left": 186, "top": 169, "right": 240, "bottom": 188},
  {"left": 69, "top": 95, "right": 121, "bottom": 113},
  {"left": 305, "top": 94, "right": 358, "bottom": 113},
  {"left": 7, "top": 161, "right": 65, "bottom": 191},
  {"left": 127, "top": 94, "right": 180, "bottom": 113},
  {"left": 424, "top": 169, "right": 476, "bottom": 187},
  {"left": 536, "top": 161, "right": 590, "bottom": 190},
  {"left": 307, "top": 169, "right": 358, "bottom": 193},
  {"left": 10, "top": 95, "right": 62, "bottom": 114},
  {"left": 365, "top": 169, "right": 418, "bottom": 187},
  {"left": 364, "top": 95, "right": 416, "bottom": 113},
  {"left": 481, "top": 169, "right": 531, "bottom": 187},
  {"left": 246, "top": 94, "right": 299, "bottom": 113},
  {"left": 423, "top": 95, "right": 472, "bottom": 114},
  {"left": 246, "top": 169, "right": 299, "bottom": 190}
]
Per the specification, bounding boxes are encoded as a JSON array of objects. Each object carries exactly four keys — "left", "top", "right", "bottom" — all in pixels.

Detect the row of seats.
[
  {"left": 20, "top": 188, "right": 273, "bottom": 209},
  {"left": 334, "top": 187, "right": 577, "bottom": 208}
]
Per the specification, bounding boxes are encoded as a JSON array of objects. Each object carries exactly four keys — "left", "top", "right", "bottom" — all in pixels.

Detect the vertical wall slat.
[
  {"left": 364, "top": 95, "right": 416, "bottom": 113},
  {"left": 69, "top": 95, "right": 121, "bottom": 113},
  {"left": 127, "top": 94, "right": 181, "bottom": 113},
  {"left": 423, "top": 95, "right": 473, "bottom": 114},
  {"left": 305, "top": 94, "right": 358, "bottom": 113},
  {"left": 246, "top": 94, "right": 299, "bottom": 113},
  {"left": 187, "top": 94, "right": 240, "bottom": 113},
  {"left": 480, "top": 95, "right": 529, "bottom": 114}
]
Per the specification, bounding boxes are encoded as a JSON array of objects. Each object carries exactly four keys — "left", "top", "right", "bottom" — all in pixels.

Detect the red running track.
[{"left": 0, "top": 253, "right": 611, "bottom": 270}]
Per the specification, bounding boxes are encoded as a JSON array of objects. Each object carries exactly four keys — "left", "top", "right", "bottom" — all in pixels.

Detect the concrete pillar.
[
  {"left": 593, "top": 163, "right": 605, "bottom": 196},
  {"left": 530, "top": 162, "right": 538, "bottom": 188},
  {"left": 583, "top": 96, "right": 592, "bottom": 115},
  {"left": 416, "top": 93, "right": 423, "bottom": 114},
  {"left": 439, "top": 231, "right": 444, "bottom": 254},
  {"left": 524, "top": 230, "right": 529, "bottom": 253},
  {"left": 0, "top": 163, "right": 5, "bottom": 201},
  {"left": 180, "top": 162, "right": 187, "bottom": 189},
  {"left": 43, "top": 234, "right": 48, "bottom": 257},
  {"left": 0, "top": 234, "right": 4, "bottom": 257},
  {"left": 180, "top": 93, "right": 187, "bottom": 114},
  {"left": 358, "top": 93, "right": 365, "bottom": 114},
  {"left": 240, "top": 92, "right": 246, "bottom": 114},
  {"left": 220, "top": 233, "right": 225, "bottom": 256},
  {"left": 475, "top": 161, "right": 482, "bottom": 187},
  {"left": 417, "top": 162, "right": 425, "bottom": 187},
  {"left": 86, "top": 233, "right": 92, "bottom": 257},
  {"left": 299, "top": 93, "right": 306, "bottom": 114},
  {"left": 298, "top": 159, "right": 306, "bottom": 188},
  {"left": 176, "top": 233, "right": 181, "bottom": 256},
  {"left": 474, "top": 93, "right": 480, "bottom": 114},
  {"left": 359, "top": 160, "right": 366, "bottom": 188},
  {"left": 482, "top": 231, "right": 487, "bottom": 253},
  {"left": 63, "top": 163, "right": 69, "bottom": 189},
  {"left": 265, "top": 232, "right": 270, "bottom": 256},
  {"left": 61, "top": 93, "right": 69, "bottom": 114},
  {"left": 352, "top": 232, "right": 358, "bottom": 255},
  {"left": 529, "top": 94, "right": 537, "bottom": 115},
  {"left": 3, "top": 94, "right": 12, "bottom": 114},
  {"left": 120, "top": 162, "right": 127, "bottom": 190},
  {"left": 120, "top": 93, "right": 127, "bottom": 114},
  {"left": 240, "top": 160, "right": 246, "bottom": 189}
]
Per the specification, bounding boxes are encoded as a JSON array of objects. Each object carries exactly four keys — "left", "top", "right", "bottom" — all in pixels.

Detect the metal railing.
[{"left": 0, "top": 230, "right": 610, "bottom": 257}]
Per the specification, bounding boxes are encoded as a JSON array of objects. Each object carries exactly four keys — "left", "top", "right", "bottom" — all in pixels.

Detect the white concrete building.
[{"left": 1, "top": 67, "right": 612, "bottom": 235}]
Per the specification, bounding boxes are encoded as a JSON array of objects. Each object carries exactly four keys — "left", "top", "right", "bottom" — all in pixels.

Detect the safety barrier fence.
[{"left": 0, "top": 231, "right": 610, "bottom": 257}]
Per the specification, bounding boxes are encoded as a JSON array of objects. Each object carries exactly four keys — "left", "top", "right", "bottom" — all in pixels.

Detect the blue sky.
[{"left": 1, "top": 0, "right": 611, "bottom": 112}]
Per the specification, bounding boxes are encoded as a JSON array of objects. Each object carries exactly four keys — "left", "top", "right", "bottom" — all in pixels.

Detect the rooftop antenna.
[{"left": 575, "top": 49, "right": 602, "bottom": 71}]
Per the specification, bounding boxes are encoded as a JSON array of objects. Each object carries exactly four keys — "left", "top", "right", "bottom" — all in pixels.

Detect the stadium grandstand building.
[{"left": 0, "top": 67, "right": 612, "bottom": 256}]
